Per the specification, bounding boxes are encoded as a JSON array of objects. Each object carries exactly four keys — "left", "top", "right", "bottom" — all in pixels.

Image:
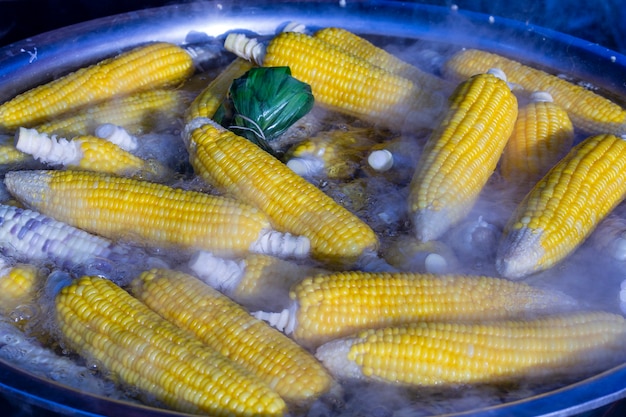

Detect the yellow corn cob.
[
  {"left": 0, "top": 260, "right": 40, "bottom": 314},
  {"left": 130, "top": 268, "right": 335, "bottom": 405},
  {"left": 224, "top": 31, "right": 442, "bottom": 130},
  {"left": 183, "top": 119, "right": 378, "bottom": 265},
  {"left": 54, "top": 275, "right": 286, "bottom": 416},
  {"left": 444, "top": 48, "right": 626, "bottom": 135},
  {"left": 315, "top": 311, "right": 626, "bottom": 386},
  {"left": 189, "top": 251, "right": 328, "bottom": 311},
  {"left": 496, "top": 134, "right": 626, "bottom": 279},
  {"left": 185, "top": 57, "right": 254, "bottom": 123},
  {"left": 254, "top": 271, "right": 576, "bottom": 348},
  {"left": 0, "top": 42, "right": 194, "bottom": 132},
  {"left": 407, "top": 71, "right": 518, "bottom": 241},
  {"left": 285, "top": 128, "right": 377, "bottom": 180},
  {"left": 34, "top": 89, "right": 189, "bottom": 137},
  {"left": 4, "top": 170, "right": 309, "bottom": 258},
  {"left": 500, "top": 91, "right": 574, "bottom": 184},
  {"left": 0, "top": 135, "right": 36, "bottom": 170},
  {"left": 16, "top": 128, "right": 171, "bottom": 181},
  {"left": 312, "top": 26, "right": 453, "bottom": 92}
]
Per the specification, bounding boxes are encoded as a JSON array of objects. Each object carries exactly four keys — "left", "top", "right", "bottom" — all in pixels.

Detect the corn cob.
[
  {"left": 189, "top": 251, "right": 328, "bottom": 311},
  {"left": 496, "top": 134, "right": 626, "bottom": 279},
  {"left": 0, "top": 43, "right": 194, "bottom": 132},
  {"left": 588, "top": 214, "right": 626, "bottom": 261},
  {"left": 312, "top": 26, "right": 453, "bottom": 92},
  {"left": 185, "top": 57, "right": 254, "bottom": 122},
  {"left": 0, "top": 135, "right": 37, "bottom": 171},
  {"left": 16, "top": 128, "right": 171, "bottom": 181},
  {"left": 407, "top": 70, "right": 518, "bottom": 241},
  {"left": 224, "top": 31, "right": 443, "bottom": 130},
  {"left": 183, "top": 119, "right": 377, "bottom": 265},
  {"left": 34, "top": 89, "right": 188, "bottom": 137},
  {"left": 444, "top": 48, "right": 626, "bottom": 136},
  {"left": 285, "top": 128, "right": 377, "bottom": 180},
  {"left": 0, "top": 259, "right": 40, "bottom": 314},
  {"left": 382, "top": 235, "right": 457, "bottom": 274},
  {"left": 54, "top": 274, "right": 286, "bottom": 416},
  {"left": 4, "top": 170, "right": 309, "bottom": 259},
  {"left": 315, "top": 311, "right": 626, "bottom": 386},
  {"left": 253, "top": 271, "right": 576, "bottom": 348},
  {"left": 130, "top": 268, "right": 335, "bottom": 405},
  {"left": 500, "top": 91, "right": 574, "bottom": 184}
]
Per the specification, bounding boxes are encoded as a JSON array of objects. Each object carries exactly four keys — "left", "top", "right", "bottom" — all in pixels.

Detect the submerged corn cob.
[
  {"left": 131, "top": 268, "right": 335, "bottom": 405},
  {"left": 224, "top": 31, "right": 442, "bottom": 130},
  {"left": 0, "top": 135, "right": 36, "bottom": 171},
  {"left": 16, "top": 128, "right": 171, "bottom": 181},
  {"left": 500, "top": 91, "right": 574, "bottom": 184},
  {"left": 189, "top": 251, "right": 328, "bottom": 311},
  {"left": 0, "top": 259, "right": 40, "bottom": 314},
  {"left": 54, "top": 274, "right": 286, "bottom": 416},
  {"left": 407, "top": 71, "right": 518, "bottom": 241},
  {"left": 315, "top": 311, "right": 626, "bottom": 386},
  {"left": 4, "top": 170, "right": 309, "bottom": 259},
  {"left": 183, "top": 119, "right": 377, "bottom": 265},
  {"left": 382, "top": 235, "right": 457, "bottom": 274},
  {"left": 496, "top": 134, "right": 626, "bottom": 279},
  {"left": 589, "top": 214, "right": 626, "bottom": 261},
  {"left": 0, "top": 42, "right": 194, "bottom": 132},
  {"left": 34, "top": 89, "right": 188, "bottom": 137},
  {"left": 444, "top": 48, "right": 626, "bottom": 135},
  {"left": 253, "top": 271, "right": 575, "bottom": 348}
]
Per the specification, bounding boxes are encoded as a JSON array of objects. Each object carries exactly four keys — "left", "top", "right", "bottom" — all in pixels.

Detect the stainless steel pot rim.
[{"left": 0, "top": 1, "right": 625, "bottom": 416}]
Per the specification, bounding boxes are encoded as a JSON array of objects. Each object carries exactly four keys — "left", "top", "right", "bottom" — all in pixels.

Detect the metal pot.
[{"left": 0, "top": 1, "right": 625, "bottom": 416}]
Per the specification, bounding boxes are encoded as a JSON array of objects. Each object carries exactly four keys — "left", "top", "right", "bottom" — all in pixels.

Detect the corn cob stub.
[
  {"left": 4, "top": 170, "right": 309, "bottom": 259},
  {"left": 497, "top": 134, "right": 626, "bottom": 279},
  {"left": 254, "top": 271, "right": 576, "bottom": 349},
  {"left": 0, "top": 42, "right": 195, "bottom": 133},
  {"left": 407, "top": 70, "right": 518, "bottom": 242},
  {"left": 444, "top": 48, "right": 626, "bottom": 136},
  {"left": 0, "top": 260, "right": 40, "bottom": 315},
  {"left": 315, "top": 311, "right": 626, "bottom": 386},
  {"left": 53, "top": 274, "right": 286, "bottom": 416},
  {"left": 130, "top": 268, "right": 336, "bottom": 405}
]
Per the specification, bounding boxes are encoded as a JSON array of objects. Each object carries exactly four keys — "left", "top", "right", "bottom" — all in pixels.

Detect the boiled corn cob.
[
  {"left": 130, "top": 268, "right": 335, "bottom": 405},
  {"left": 496, "top": 134, "right": 626, "bottom": 279},
  {"left": 185, "top": 57, "right": 254, "bottom": 122},
  {"left": 4, "top": 170, "right": 309, "bottom": 259},
  {"left": 500, "top": 91, "right": 574, "bottom": 184},
  {"left": 34, "top": 89, "right": 188, "bottom": 137},
  {"left": 183, "top": 119, "right": 377, "bottom": 265},
  {"left": 315, "top": 311, "right": 626, "bottom": 386},
  {"left": 54, "top": 274, "right": 286, "bottom": 416},
  {"left": 407, "top": 70, "right": 518, "bottom": 241},
  {"left": 444, "top": 48, "right": 626, "bottom": 136},
  {"left": 0, "top": 259, "right": 40, "bottom": 314},
  {"left": 0, "top": 42, "right": 194, "bottom": 132},
  {"left": 285, "top": 128, "right": 377, "bottom": 180},
  {"left": 189, "top": 251, "right": 328, "bottom": 311},
  {"left": 16, "top": 128, "right": 171, "bottom": 181},
  {"left": 253, "top": 271, "right": 575, "bottom": 348},
  {"left": 0, "top": 134, "right": 37, "bottom": 171},
  {"left": 224, "top": 31, "right": 442, "bottom": 131}
]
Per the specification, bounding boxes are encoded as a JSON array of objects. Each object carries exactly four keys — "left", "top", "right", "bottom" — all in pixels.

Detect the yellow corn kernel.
[
  {"left": 407, "top": 71, "right": 518, "bottom": 241},
  {"left": 224, "top": 31, "right": 442, "bottom": 130},
  {"left": 313, "top": 26, "right": 453, "bottom": 92},
  {"left": 285, "top": 128, "right": 377, "bottom": 180},
  {"left": 0, "top": 261, "right": 40, "bottom": 314},
  {"left": 0, "top": 42, "right": 194, "bottom": 132},
  {"left": 55, "top": 275, "right": 285, "bottom": 416},
  {"left": 4, "top": 169, "right": 308, "bottom": 258},
  {"left": 189, "top": 251, "right": 328, "bottom": 311},
  {"left": 315, "top": 311, "right": 626, "bottom": 386},
  {"left": 500, "top": 91, "right": 574, "bottom": 184},
  {"left": 0, "top": 135, "right": 36, "bottom": 170},
  {"left": 185, "top": 57, "right": 254, "bottom": 123},
  {"left": 255, "top": 271, "right": 575, "bottom": 348},
  {"left": 130, "top": 268, "right": 335, "bottom": 405},
  {"left": 497, "top": 134, "right": 626, "bottom": 279},
  {"left": 444, "top": 48, "right": 626, "bottom": 135},
  {"left": 34, "top": 89, "right": 189, "bottom": 137},
  {"left": 183, "top": 119, "right": 378, "bottom": 266}
]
